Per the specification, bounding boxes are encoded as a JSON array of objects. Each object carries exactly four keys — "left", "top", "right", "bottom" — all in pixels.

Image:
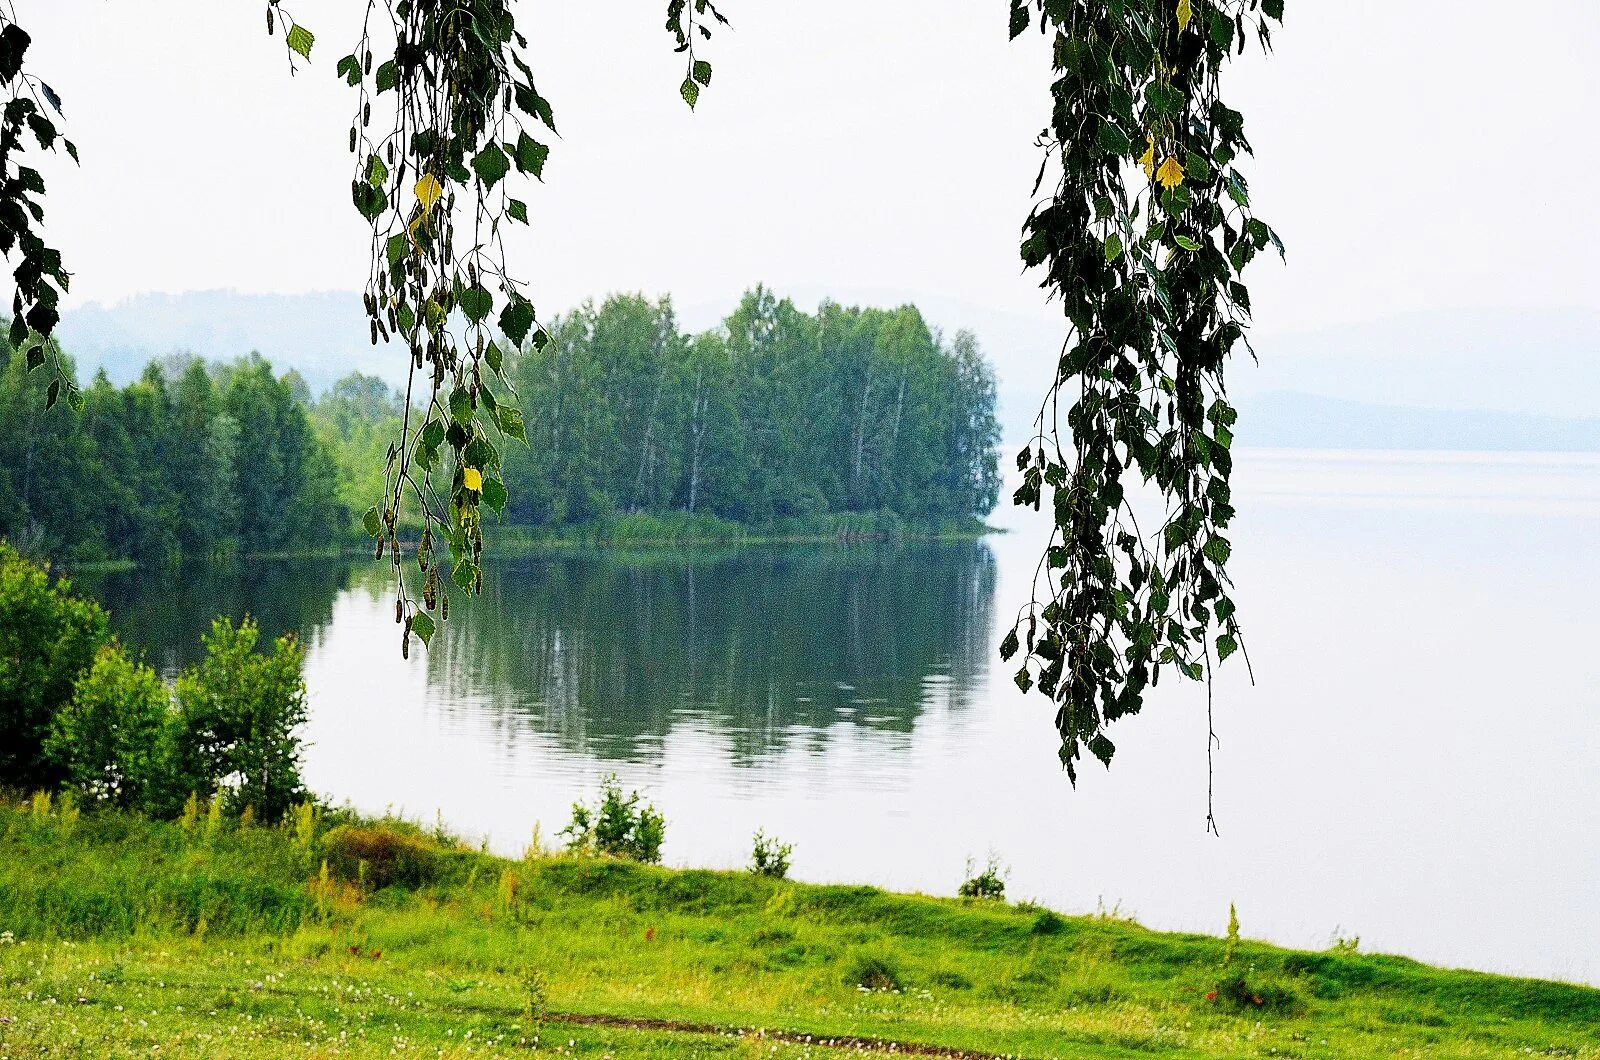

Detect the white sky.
[{"left": 23, "top": 1, "right": 1600, "bottom": 338}]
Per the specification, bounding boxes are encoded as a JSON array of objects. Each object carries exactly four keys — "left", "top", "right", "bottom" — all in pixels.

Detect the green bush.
[
  {"left": 44, "top": 643, "right": 171, "bottom": 809},
  {"left": 0, "top": 542, "right": 110, "bottom": 789},
  {"left": 171, "top": 617, "right": 308, "bottom": 822},
  {"left": 560, "top": 773, "right": 665, "bottom": 863},
  {"left": 749, "top": 828, "right": 793, "bottom": 879}
]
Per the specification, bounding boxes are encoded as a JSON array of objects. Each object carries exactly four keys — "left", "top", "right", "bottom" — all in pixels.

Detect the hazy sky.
[{"left": 24, "top": 1, "right": 1600, "bottom": 339}]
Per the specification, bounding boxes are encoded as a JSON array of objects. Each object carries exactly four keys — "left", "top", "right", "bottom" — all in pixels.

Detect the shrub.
[
  {"left": 845, "top": 952, "right": 903, "bottom": 992},
  {"left": 1030, "top": 909, "right": 1067, "bottom": 935},
  {"left": 0, "top": 543, "right": 110, "bottom": 790},
  {"left": 322, "top": 824, "right": 442, "bottom": 890},
  {"left": 172, "top": 617, "right": 308, "bottom": 822},
  {"left": 957, "top": 854, "right": 1007, "bottom": 901},
  {"left": 44, "top": 643, "right": 171, "bottom": 810},
  {"left": 560, "top": 773, "right": 665, "bottom": 863},
  {"left": 749, "top": 829, "right": 793, "bottom": 879}
]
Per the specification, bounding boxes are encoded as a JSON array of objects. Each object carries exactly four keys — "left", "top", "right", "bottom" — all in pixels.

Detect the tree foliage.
[
  {"left": 0, "top": 541, "right": 108, "bottom": 790},
  {"left": 1002, "top": 0, "right": 1283, "bottom": 816},
  {"left": 0, "top": 344, "right": 343, "bottom": 564},
  {"left": 503, "top": 289, "right": 1001, "bottom": 528}
]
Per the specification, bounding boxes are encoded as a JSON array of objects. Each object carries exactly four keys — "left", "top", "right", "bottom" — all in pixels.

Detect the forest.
[{"left": 0, "top": 289, "right": 1001, "bottom": 564}]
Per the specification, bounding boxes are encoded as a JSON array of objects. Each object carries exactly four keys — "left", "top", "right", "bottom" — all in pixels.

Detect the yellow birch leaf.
[
  {"left": 415, "top": 174, "right": 444, "bottom": 210},
  {"left": 463, "top": 467, "right": 483, "bottom": 492},
  {"left": 1138, "top": 136, "right": 1156, "bottom": 178},
  {"left": 1177, "top": 0, "right": 1193, "bottom": 32},
  {"left": 1156, "top": 156, "right": 1186, "bottom": 190}
]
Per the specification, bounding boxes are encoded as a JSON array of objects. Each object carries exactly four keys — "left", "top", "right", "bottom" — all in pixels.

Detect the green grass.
[{"left": 1, "top": 800, "right": 1596, "bottom": 1058}]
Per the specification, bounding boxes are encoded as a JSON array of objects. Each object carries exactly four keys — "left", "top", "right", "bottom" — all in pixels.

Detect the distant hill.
[
  {"left": 56, "top": 290, "right": 401, "bottom": 396},
  {"left": 1238, "top": 392, "right": 1600, "bottom": 452},
  {"left": 56, "top": 291, "right": 1600, "bottom": 451}
]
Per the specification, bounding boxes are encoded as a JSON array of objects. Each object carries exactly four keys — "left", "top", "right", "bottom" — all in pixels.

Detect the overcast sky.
[{"left": 23, "top": 1, "right": 1600, "bottom": 340}]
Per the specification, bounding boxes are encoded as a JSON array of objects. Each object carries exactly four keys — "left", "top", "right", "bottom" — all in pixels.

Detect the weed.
[
  {"left": 957, "top": 853, "right": 1006, "bottom": 901},
  {"left": 1329, "top": 926, "right": 1360, "bottom": 955}
]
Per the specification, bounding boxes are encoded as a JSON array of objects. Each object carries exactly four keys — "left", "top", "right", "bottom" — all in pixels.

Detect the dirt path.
[{"left": 549, "top": 1011, "right": 1025, "bottom": 1058}]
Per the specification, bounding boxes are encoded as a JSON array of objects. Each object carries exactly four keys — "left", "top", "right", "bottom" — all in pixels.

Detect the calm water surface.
[{"left": 81, "top": 450, "right": 1600, "bottom": 986}]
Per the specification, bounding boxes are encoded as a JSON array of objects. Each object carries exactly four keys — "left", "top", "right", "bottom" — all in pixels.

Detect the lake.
[{"left": 77, "top": 450, "right": 1600, "bottom": 987}]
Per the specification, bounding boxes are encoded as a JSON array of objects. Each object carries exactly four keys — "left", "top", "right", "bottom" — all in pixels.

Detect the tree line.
[
  {"left": 503, "top": 288, "right": 1001, "bottom": 528},
  {"left": 0, "top": 289, "right": 1000, "bottom": 564},
  {"left": 0, "top": 344, "right": 341, "bottom": 564}
]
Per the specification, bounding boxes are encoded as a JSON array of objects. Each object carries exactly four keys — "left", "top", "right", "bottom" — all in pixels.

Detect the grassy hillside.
[{"left": 1, "top": 798, "right": 1596, "bottom": 1059}]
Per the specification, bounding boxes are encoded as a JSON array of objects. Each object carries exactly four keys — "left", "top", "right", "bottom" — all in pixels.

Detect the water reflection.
[
  {"left": 76, "top": 557, "right": 353, "bottom": 674},
  {"left": 78, "top": 542, "right": 998, "bottom": 768},
  {"left": 362, "top": 542, "right": 997, "bottom": 765}
]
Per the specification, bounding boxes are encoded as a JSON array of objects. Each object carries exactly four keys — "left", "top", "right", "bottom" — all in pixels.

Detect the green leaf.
[
  {"left": 1009, "top": 0, "right": 1031, "bottom": 38},
  {"left": 1145, "top": 82, "right": 1182, "bottom": 115},
  {"left": 1216, "top": 633, "right": 1238, "bottom": 661},
  {"left": 484, "top": 339, "right": 504, "bottom": 376},
  {"left": 411, "top": 610, "right": 436, "bottom": 645},
  {"left": 336, "top": 54, "right": 360, "bottom": 85},
  {"left": 449, "top": 386, "right": 474, "bottom": 425},
  {"left": 362, "top": 506, "right": 382, "bottom": 537},
  {"left": 1262, "top": 0, "right": 1285, "bottom": 20},
  {"left": 375, "top": 59, "right": 398, "bottom": 93},
  {"left": 472, "top": 143, "right": 509, "bottom": 188},
  {"left": 1173, "top": 234, "right": 1201, "bottom": 251},
  {"left": 514, "top": 83, "right": 557, "bottom": 131},
  {"left": 1103, "top": 233, "right": 1123, "bottom": 262},
  {"left": 692, "top": 59, "right": 712, "bottom": 86},
  {"left": 452, "top": 556, "right": 477, "bottom": 591},
  {"left": 459, "top": 284, "right": 493, "bottom": 323},
  {"left": 1098, "top": 121, "right": 1132, "bottom": 156},
  {"left": 481, "top": 477, "right": 508, "bottom": 513},
  {"left": 680, "top": 77, "right": 699, "bottom": 109},
  {"left": 385, "top": 233, "right": 407, "bottom": 267},
  {"left": 420, "top": 418, "right": 445, "bottom": 455},
  {"left": 492, "top": 404, "right": 527, "bottom": 444},
  {"left": 1000, "top": 628, "right": 1020, "bottom": 660},
  {"left": 513, "top": 132, "right": 548, "bottom": 179},
  {"left": 507, "top": 198, "right": 528, "bottom": 224},
  {"left": 1088, "top": 734, "right": 1116, "bottom": 767},
  {"left": 1203, "top": 536, "right": 1232, "bottom": 565},
  {"left": 286, "top": 23, "right": 315, "bottom": 60},
  {"left": 366, "top": 153, "right": 388, "bottom": 188},
  {"left": 499, "top": 296, "right": 535, "bottom": 346}
]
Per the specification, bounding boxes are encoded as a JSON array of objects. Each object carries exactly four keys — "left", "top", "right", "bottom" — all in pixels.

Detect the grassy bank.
[{"left": 1, "top": 800, "right": 1595, "bottom": 1059}]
